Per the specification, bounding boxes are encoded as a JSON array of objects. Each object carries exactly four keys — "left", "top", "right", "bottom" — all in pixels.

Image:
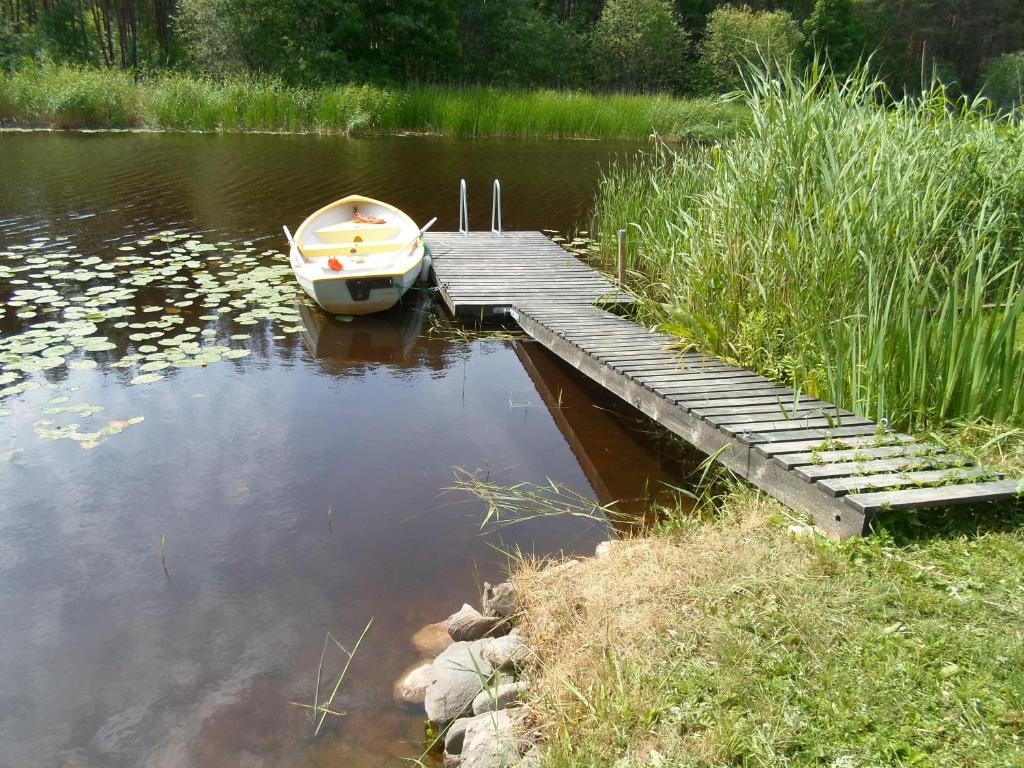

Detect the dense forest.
[{"left": 1, "top": 0, "right": 1022, "bottom": 102}]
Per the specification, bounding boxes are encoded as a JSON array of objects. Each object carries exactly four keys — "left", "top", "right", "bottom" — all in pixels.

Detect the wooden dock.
[
  {"left": 427, "top": 231, "right": 1020, "bottom": 539},
  {"left": 425, "top": 231, "right": 633, "bottom": 318}
]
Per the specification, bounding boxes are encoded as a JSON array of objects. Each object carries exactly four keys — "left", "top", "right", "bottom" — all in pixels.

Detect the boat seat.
[
  {"left": 302, "top": 235, "right": 416, "bottom": 257},
  {"left": 314, "top": 221, "right": 402, "bottom": 244}
]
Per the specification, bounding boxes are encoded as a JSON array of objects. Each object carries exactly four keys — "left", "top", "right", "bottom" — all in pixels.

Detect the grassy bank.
[
  {"left": 0, "top": 65, "right": 749, "bottom": 141},
  {"left": 515, "top": 480, "right": 1024, "bottom": 767},
  {"left": 593, "top": 64, "right": 1024, "bottom": 432}
]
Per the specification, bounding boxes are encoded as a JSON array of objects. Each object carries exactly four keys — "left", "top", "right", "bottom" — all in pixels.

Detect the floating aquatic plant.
[{"left": 0, "top": 229, "right": 315, "bottom": 458}]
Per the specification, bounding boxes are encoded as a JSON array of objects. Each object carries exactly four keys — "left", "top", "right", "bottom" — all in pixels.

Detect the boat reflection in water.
[{"left": 298, "top": 292, "right": 432, "bottom": 371}]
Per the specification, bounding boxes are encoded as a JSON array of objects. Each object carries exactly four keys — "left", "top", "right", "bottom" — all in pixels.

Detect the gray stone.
[
  {"left": 460, "top": 709, "right": 524, "bottom": 768},
  {"left": 471, "top": 681, "right": 524, "bottom": 715},
  {"left": 448, "top": 603, "right": 510, "bottom": 642},
  {"left": 445, "top": 716, "right": 471, "bottom": 755},
  {"left": 482, "top": 630, "right": 529, "bottom": 671},
  {"left": 482, "top": 581, "right": 519, "bottom": 618},
  {"left": 393, "top": 661, "right": 433, "bottom": 705},
  {"left": 412, "top": 620, "right": 453, "bottom": 656},
  {"left": 443, "top": 752, "right": 462, "bottom": 768},
  {"left": 424, "top": 640, "right": 495, "bottom": 724},
  {"left": 594, "top": 539, "right": 621, "bottom": 558}
]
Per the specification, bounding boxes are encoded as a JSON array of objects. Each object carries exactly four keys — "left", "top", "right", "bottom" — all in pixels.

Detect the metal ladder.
[{"left": 458, "top": 178, "right": 502, "bottom": 236}]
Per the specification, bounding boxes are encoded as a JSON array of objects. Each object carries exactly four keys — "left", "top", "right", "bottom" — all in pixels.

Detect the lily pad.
[{"left": 130, "top": 373, "right": 164, "bottom": 385}]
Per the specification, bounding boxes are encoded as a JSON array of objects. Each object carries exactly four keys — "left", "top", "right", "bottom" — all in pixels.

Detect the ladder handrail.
[
  {"left": 491, "top": 179, "right": 502, "bottom": 235},
  {"left": 459, "top": 179, "right": 469, "bottom": 235}
]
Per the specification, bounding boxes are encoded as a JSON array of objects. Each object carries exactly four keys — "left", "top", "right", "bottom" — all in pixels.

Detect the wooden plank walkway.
[
  {"left": 427, "top": 231, "right": 1021, "bottom": 539},
  {"left": 425, "top": 231, "right": 633, "bottom": 318}
]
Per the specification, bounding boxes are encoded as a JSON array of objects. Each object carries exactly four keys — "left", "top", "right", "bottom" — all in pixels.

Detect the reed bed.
[
  {"left": 593, "top": 64, "right": 1024, "bottom": 432},
  {"left": 0, "top": 64, "right": 748, "bottom": 140}
]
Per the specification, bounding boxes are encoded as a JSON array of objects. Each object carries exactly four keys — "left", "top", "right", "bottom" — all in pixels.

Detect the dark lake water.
[{"left": 0, "top": 132, "right": 696, "bottom": 767}]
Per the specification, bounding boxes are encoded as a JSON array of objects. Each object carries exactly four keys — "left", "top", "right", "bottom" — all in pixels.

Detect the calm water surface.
[{"left": 0, "top": 133, "right": 695, "bottom": 767}]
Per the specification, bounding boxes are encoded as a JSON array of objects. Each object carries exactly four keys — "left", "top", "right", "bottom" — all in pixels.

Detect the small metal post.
[
  {"left": 617, "top": 229, "right": 627, "bottom": 289},
  {"left": 459, "top": 179, "right": 469, "bottom": 235},
  {"left": 491, "top": 179, "right": 502, "bottom": 235}
]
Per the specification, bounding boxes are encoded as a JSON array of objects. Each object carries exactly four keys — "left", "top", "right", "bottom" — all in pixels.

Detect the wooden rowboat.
[{"left": 286, "top": 195, "right": 434, "bottom": 315}]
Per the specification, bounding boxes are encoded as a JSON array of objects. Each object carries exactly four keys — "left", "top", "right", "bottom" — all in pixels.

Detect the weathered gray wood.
[
  {"left": 795, "top": 455, "right": 966, "bottom": 482},
  {"left": 701, "top": 404, "right": 848, "bottom": 424},
  {"left": 819, "top": 468, "right": 999, "bottom": 497},
  {"left": 636, "top": 371, "right": 767, "bottom": 386},
  {"left": 680, "top": 394, "right": 822, "bottom": 411},
  {"left": 659, "top": 381, "right": 791, "bottom": 398},
  {"left": 743, "top": 424, "right": 884, "bottom": 445},
  {"left": 845, "top": 480, "right": 1021, "bottom": 514},
  {"left": 719, "top": 415, "right": 874, "bottom": 437},
  {"left": 755, "top": 434, "right": 915, "bottom": 457},
  {"left": 613, "top": 363, "right": 749, "bottom": 378},
  {"left": 772, "top": 444, "right": 943, "bottom": 470}
]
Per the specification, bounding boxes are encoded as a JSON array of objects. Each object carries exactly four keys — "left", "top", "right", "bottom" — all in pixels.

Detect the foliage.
[
  {"left": 593, "top": 62, "right": 1024, "bottom": 431},
  {"left": 697, "top": 5, "right": 805, "bottom": 92},
  {"left": 982, "top": 50, "right": 1024, "bottom": 108},
  {"left": 1, "top": 1, "right": 1023, "bottom": 96},
  {"left": 590, "top": 0, "right": 689, "bottom": 92},
  {"left": 459, "top": 0, "right": 580, "bottom": 87},
  {"left": 0, "top": 15, "right": 25, "bottom": 71},
  {"left": 803, "top": 0, "right": 863, "bottom": 75},
  {"left": 0, "top": 63, "right": 749, "bottom": 140}
]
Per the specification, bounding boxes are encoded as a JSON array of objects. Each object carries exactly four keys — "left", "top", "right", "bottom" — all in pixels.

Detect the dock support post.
[{"left": 617, "top": 229, "right": 627, "bottom": 289}]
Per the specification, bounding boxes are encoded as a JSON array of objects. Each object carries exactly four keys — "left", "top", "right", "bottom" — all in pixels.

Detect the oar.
[
  {"left": 395, "top": 217, "right": 438, "bottom": 258},
  {"left": 282, "top": 225, "right": 308, "bottom": 262}
]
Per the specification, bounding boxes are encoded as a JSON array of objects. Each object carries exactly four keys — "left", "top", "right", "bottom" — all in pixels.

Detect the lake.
[{"left": 0, "top": 132, "right": 696, "bottom": 767}]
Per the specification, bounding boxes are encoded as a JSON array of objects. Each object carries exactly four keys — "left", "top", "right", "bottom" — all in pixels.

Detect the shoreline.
[
  {"left": 0, "top": 123, "right": 615, "bottom": 142},
  {"left": 0, "top": 66, "right": 750, "bottom": 143}
]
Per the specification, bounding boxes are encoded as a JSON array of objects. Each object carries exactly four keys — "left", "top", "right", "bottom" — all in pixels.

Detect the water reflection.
[
  {"left": 298, "top": 296, "right": 433, "bottom": 372},
  {"left": 0, "top": 132, "right": 695, "bottom": 768}
]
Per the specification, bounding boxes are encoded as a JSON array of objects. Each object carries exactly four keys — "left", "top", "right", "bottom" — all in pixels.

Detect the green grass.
[
  {"left": 518, "top": 485, "right": 1024, "bottom": 767},
  {"left": 593, "top": 63, "right": 1024, "bottom": 432},
  {"left": 0, "top": 64, "right": 749, "bottom": 141}
]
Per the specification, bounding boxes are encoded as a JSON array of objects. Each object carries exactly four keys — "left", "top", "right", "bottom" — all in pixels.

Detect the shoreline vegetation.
[
  {"left": 593, "top": 64, "right": 1024, "bottom": 434},
  {"left": 485, "top": 63, "right": 1024, "bottom": 766},
  {"left": 0, "top": 65, "right": 749, "bottom": 142}
]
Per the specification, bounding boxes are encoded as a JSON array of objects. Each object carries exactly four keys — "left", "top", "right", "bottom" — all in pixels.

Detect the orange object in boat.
[
  {"left": 353, "top": 212, "right": 386, "bottom": 224},
  {"left": 327, "top": 257, "right": 344, "bottom": 271}
]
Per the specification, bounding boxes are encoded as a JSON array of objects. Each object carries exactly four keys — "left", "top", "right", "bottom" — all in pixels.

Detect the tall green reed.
[
  {"left": 0, "top": 64, "right": 747, "bottom": 140},
  {"left": 593, "top": 62, "right": 1024, "bottom": 431}
]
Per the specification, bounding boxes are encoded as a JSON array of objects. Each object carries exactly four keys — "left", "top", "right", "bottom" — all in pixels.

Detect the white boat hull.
[{"left": 291, "top": 243, "right": 423, "bottom": 315}]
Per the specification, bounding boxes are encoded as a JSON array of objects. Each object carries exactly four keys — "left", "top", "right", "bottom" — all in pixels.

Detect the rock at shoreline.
[
  {"left": 448, "top": 603, "right": 510, "bottom": 642},
  {"left": 445, "top": 715, "right": 471, "bottom": 755},
  {"left": 393, "top": 661, "right": 433, "bottom": 705},
  {"left": 482, "top": 581, "right": 519, "bottom": 618},
  {"left": 471, "top": 680, "right": 524, "bottom": 715},
  {"left": 460, "top": 709, "right": 524, "bottom": 768},
  {"left": 412, "top": 620, "right": 454, "bottom": 657},
  {"left": 482, "top": 631, "right": 529, "bottom": 671},
  {"left": 424, "top": 640, "right": 495, "bottom": 724},
  {"left": 595, "top": 539, "right": 621, "bottom": 558}
]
